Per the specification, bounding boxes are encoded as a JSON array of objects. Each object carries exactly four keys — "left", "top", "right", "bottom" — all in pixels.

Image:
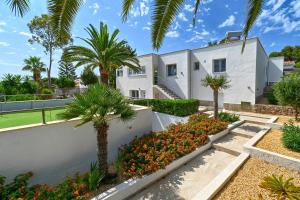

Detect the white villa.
[{"left": 116, "top": 35, "right": 284, "bottom": 109}]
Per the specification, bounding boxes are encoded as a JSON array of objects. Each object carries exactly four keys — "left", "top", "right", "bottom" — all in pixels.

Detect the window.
[
  {"left": 140, "top": 90, "right": 146, "bottom": 99},
  {"left": 213, "top": 59, "right": 226, "bottom": 73},
  {"left": 130, "top": 90, "right": 139, "bottom": 99},
  {"left": 128, "top": 66, "right": 146, "bottom": 76},
  {"left": 116, "top": 68, "right": 123, "bottom": 77},
  {"left": 167, "top": 64, "right": 177, "bottom": 76},
  {"left": 194, "top": 62, "right": 200, "bottom": 70}
]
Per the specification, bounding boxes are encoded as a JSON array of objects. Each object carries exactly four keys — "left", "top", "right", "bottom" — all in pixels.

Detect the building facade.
[{"left": 116, "top": 37, "right": 284, "bottom": 108}]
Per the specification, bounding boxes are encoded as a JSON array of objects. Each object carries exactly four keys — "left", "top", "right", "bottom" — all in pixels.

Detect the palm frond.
[
  {"left": 192, "top": 0, "right": 202, "bottom": 26},
  {"left": 48, "top": 0, "right": 83, "bottom": 42},
  {"left": 242, "top": 0, "right": 264, "bottom": 52},
  {"left": 121, "top": 0, "right": 136, "bottom": 21},
  {"left": 152, "top": 0, "right": 184, "bottom": 49},
  {"left": 6, "top": 0, "right": 30, "bottom": 17}
]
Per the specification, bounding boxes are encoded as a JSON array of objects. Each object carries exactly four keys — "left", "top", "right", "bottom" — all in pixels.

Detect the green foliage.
[
  {"left": 85, "top": 162, "right": 104, "bottom": 190},
  {"left": 80, "top": 67, "right": 98, "bottom": 86},
  {"left": 269, "top": 52, "right": 282, "bottom": 58},
  {"left": 260, "top": 175, "right": 300, "bottom": 199},
  {"left": 188, "top": 113, "right": 209, "bottom": 124},
  {"left": 58, "top": 60, "right": 77, "bottom": 80},
  {"left": 282, "top": 122, "right": 300, "bottom": 152},
  {"left": 295, "top": 62, "right": 300, "bottom": 68},
  {"left": 270, "top": 46, "right": 300, "bottom": 62},
  {"left": 22, "top": 56, "right": 46, "bottom": 82},
  {"left": 41, "top": 88, "right": 53, "bottom": 99},
  {"left": 218, "top": 112, "right": 240, "bottom": 123},
  {"left": 133, "top": 99, "right": 200, "bottom": 116},
  {"left": 274, "top": 74, "right": 300, "bottom": 120},
  {"left": 267, "top": 90, "right": 278, "bottom": 105},
  {"left": 56, "top": 76, "right": 75, "bottom": 89}
]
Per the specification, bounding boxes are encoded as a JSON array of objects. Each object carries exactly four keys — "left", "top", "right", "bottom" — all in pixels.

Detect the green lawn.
[{"left": 0, "top": 108, "right": 66, "bottom": 129}]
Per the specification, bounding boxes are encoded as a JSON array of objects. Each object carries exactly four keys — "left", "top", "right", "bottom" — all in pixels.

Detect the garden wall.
[
  {"left": 225, "top": 103, "right": 296, "bottom": 117},
  {"left": 152, "top": 112, "right": 189, "bottom": 132},
  {"left": 0, "top": 98, "right": 73, "bottom": 112},
  {"left": 0, "top": 105, "right": 152, "bottom": 185}
]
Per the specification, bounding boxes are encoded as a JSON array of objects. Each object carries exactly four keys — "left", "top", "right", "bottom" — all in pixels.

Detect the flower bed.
[{"left": 117, "top": 116, "right": 228, "bottom": 178}]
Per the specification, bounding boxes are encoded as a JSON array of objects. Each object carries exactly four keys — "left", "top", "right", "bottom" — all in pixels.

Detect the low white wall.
[
  {"left": 152, "top": 112, "right": 189, "bottom": 132},
  {"left": 0, "top": 98, "right": 73, "bottom": 112},
  {"left": 0, "top": 106, "right": 152, "bottom": 185}
]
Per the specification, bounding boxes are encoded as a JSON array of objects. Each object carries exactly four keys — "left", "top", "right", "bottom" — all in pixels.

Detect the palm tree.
[
  {"left": 22, "top": 56, "right": 46, "bottom": 82},
  {"left": 62, "top": 22, "right": 140, "bottom": 85},
  {"left": 202, "top": 75, "right": 230, "bottom": 119},
  {"left": 58, "top": 83, "right": 135, "bottom": 176},
  {"left": 6, "top": 0, "right": 264, "bottom": 50}
]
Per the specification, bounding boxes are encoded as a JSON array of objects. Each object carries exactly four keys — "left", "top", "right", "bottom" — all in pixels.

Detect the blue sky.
[{"left": 0, "top": 0, "right": 299, "bottom": 78}]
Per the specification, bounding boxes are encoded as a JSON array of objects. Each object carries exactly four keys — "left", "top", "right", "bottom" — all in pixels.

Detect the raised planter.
[
  {"left": 244, "top": 129, "right": 300, "bottom": 170},
  {"left": 92, "top": 120, "right": 243, "bottom": 200}
]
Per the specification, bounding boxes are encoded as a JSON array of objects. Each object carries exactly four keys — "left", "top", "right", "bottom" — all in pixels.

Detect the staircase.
[{"left": 153, "top": 84, "right": 181, "bottom": 99}]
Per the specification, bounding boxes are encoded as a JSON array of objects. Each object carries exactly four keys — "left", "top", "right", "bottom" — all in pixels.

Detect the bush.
[
  {"left": 295, "top": 62, "right": 300, "bottom": 68},
  {"left": 0, "top": 163, "right": 104, "bottom": 200},
  {"left": 188, "top": 113, "right": 209, "bottom": 124},
  {"left": 41, "top": 88, "right": 53, "bottom": 100},
  {"left": 282, "top": 122, "right": 300, "bottom": 152},
  {"left": 267, "top": 90, "right": 278, "bottom": 105},
  {"left": 218, "top": 112, "right": 240, "bottom": 123},
  {"left": 133, "top": 99, "right": 200, "bottom": 116}
]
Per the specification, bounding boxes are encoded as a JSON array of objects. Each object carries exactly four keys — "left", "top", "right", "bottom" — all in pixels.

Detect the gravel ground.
[
  {"left": 214, "top": 158, "right": 300, "bottom": 200},
  {"left": 255, "top": 129, "right": 300, "bottom": 160},
  {"left": 276, "top": 116, "right": 300, "bottom": 126}
]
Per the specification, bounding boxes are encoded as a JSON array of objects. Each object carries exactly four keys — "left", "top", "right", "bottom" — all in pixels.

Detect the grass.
[{"left": 0, "top": 108, "right": 65, "bottom": 129}]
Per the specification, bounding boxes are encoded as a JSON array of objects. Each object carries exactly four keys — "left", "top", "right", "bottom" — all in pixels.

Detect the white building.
[{"left": 116, "top": 37, "right": 284, "bottom": 109}]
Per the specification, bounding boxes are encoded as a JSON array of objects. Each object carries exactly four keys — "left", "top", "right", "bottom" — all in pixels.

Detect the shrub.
[
  {"left": 259, "top": 175, "right": 300, "bottom": 199},
  {"left": 295, "top": 62, "right": 300, "bottom": 68},
  {"left": 133, "top": 99, "right": 199, "bottom": 116},
  {"left": 282, "top": 122, "right": 300, "bottom": 152},
  {"left": 188, "top": 113, "right": 209, "bottom": 124},
  {"left": 188, "top": 119, "right": 229, "bottom": 135},
  {"left": 41, "top": 88, "right": 53, "bottom": 100},
  {"left": 267, "top": 90, "right": 278, "bottom": 105},
  {"left": 218, "top": 112, "right": 240, "bottom": 123}
]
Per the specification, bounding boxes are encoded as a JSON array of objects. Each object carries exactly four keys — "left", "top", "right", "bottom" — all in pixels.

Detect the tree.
[
  {"left": 58, "top": 83, "right": 135, "bottom": 176},
  {"left": 207, "top": 41, "right": 218, "bottom": 47},
  {"left": 63, "top": 22, "right": 140, "bottom": 85},
  {"left": 269, "top": 52, "right": 282, "bottom": 58},
  {"left": 28, "top": 14, "right": 72, "bottom": 88},
  {"left": 80, "top": 67, "right": 98, "bottom": 86},
  {"left": 202, "top": 75, "right": 230, "bottom": 119},
  {"left": 22, "top": 56, "right": 46, "bottom": 82},
  {"left": 6, "top": 0, "right": 264, "bottom": 51},
  {"left": 274, "top": 74, "right": 300, "bottom": 121},
  {"left": 58, "top": 60, "right": 76, "bottom": 80},
  {"left": 56, "top": 76, "right": 75, "bottom": 97}
]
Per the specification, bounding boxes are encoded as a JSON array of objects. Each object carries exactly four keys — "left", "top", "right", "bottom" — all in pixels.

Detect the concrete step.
[
  {"left": 129, "top": 148, "right": 236, "bottom": 200},
  {"left": 213, "top": 134, "right": 250, "bottom": 156},
  {"left": 231, "top": 122, "right": 268, "bottom": 136}
]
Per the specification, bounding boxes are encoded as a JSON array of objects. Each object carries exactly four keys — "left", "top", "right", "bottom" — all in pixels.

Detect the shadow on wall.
[{"left": 152, "top": 112, "right": 189, "bottom": 132}]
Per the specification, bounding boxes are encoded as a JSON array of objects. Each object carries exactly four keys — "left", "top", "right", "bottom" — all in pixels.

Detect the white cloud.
[
  {"left": 178, "top": 12, "right": 188, "bottom": 21},
  {"left": 218, "top": 15, "right": 235, "bottom": 28},
  {"left": 89, "top": 3, "right": 100, "bottom": 15},
  {"left": 267, "top": 0, "right": 286, "bottom": 11},
  {"left": 166, "top": 31, "right": 179, "bottom": 38},
  {"left": 270, "top": 42, "right": 276, "bottom": 47},
  {"left": 0, "top": 42, "right": 10, "bottom": 47},
  {"left": 140, "top": 2, "right": 149, "bottom": 16},
  {"left": 186, "top": 29, "right": 210, "bottom": 43},
  {"left": 0, "top": 21, "right": 6, "bottom": 26},
  {"left": 203, "top": 0, "right": 214, "bottom": 4},
  {"left": 130, "top": 6, "right": 140, "bottom": 17},
  {"left": 184, "top": 4, "right": 194, "bottom": 12},
  {"left": 142, "top": 26, "right": 150, "bottom": 31},
  {"left": 197, "top": 19, "right": 203, "bottom": 23},
  {"left": 225, "top": 4, "right": 229, "bottom": 8},
  {"left": 291, "top": 0, "right": 300, "bottom": 18},
  {"left": 19, "top": 32, "right": 31, "bottom": 37}
]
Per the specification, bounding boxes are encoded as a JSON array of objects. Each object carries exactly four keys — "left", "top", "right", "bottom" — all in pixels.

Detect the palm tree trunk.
[
  {"left": 47, "top": 47, "right": 53, "bottom": 88},
  {"left": 96, "top": 122, "right": 109, "bottom": 175},
  {"left": 295, "top": 109, "right": 299, "bottom": 121},
  {"left": 213, "top": 90, "right": 218, "bottom": 119},
  {"left": 99, "top": 67, "right": 109, "bottom": 85}
]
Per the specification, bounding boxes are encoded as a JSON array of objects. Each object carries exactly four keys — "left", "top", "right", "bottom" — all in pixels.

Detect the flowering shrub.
[
  {"left": 190, "top": 119, "right": 229, "bottom": 135},
  {"left": 188, "top": 113, "right": 209, "bottom": 124},
  {"left": 0, "top": 163, "right": 103, "bottom": 200}
]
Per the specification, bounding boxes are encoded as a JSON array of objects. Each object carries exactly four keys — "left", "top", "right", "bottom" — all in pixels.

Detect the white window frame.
[
  {"left": 167, "top": 64, "right": 177, "bottom": 76},
  {"left": 128, "top": 66, "right": 146, "bottom": 76},
  {"left": 140, "top": 90, "right": 146, "bottom": 99},
  {"left": 129, "top": 90, "right": 139, "bottom": 99},
  {"left": 213, "top": 59, "right": 226, "bottom": 73},
  {"left": 194, "top": 62, "right": 200, "bottom": 71},
  {"left": 116, "top": 68, "right": 123, "bottom": 77}
]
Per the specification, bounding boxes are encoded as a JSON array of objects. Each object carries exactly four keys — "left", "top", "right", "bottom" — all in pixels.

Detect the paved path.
[{"left": 128, "top": 122, "right": 266, "bottom": 200}]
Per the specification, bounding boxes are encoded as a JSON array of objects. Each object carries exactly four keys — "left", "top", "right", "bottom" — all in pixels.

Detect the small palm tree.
[
  {"left": 63, "top": 22, "right": 140, "bottom": 85},
  {"left": 202, "top": 75, "right": 230, "bottom": 119},
  {"left": 22, "top": 56, "right": 46, "bottom": 82},
  {"left": 58, "top": 83, "right": 135, "bottom": 176}
]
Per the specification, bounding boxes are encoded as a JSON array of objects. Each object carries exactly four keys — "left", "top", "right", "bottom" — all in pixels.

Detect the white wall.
[
  {"left": 158, "top": 50, "right": 190, "bottom": 99},
  {"left": 0, "top": 106, "right": 152, "bottom": 185},
  {"left": 152, "top": 112, "right": 188, "bottom": 132},
  {"left": 191, "top": 38, "right": 258, "bottom": 105},
  {"left": 255, "top": 40, "right": 269, "bottom": 100},
  {"left": 268, "top": 57, "right": 284, "bottom": 83},
  {"left": 116, "top": 54, "right": 155, "bottom": 99}
]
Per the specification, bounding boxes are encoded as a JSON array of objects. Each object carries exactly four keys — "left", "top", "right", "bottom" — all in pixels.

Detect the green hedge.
[{"left": 133, "top": 99, "right": 199, "bottom": 116}]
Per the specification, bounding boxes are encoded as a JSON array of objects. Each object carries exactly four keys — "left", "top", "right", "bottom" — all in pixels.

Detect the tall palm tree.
[
  {"left": 6, "top": 0, "right": 264, "bottom": 51},
  {"left": 58, "top": 83, "right": 135, "bottom": 176},
  {"left": 202, "top": 75, "right": 230, "bottom": 119},
  {"left": 22, "top": 56, "right": 46, "bottom": 82},
  {"left": 62, "top": 22, "right": 140, "bottom": 85}
]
